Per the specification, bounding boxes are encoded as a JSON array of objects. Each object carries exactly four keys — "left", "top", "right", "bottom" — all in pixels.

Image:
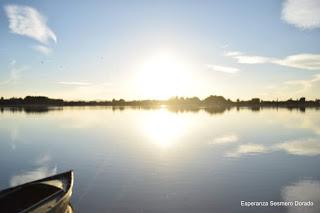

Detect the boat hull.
[{"left": 0, "top": 170, "right": 74, "bottom": 213}]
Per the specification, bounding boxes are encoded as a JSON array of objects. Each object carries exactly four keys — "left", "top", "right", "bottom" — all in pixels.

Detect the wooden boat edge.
[
  {"left": 0, "top": 170, "right": 73, "bottom": 196},
  {"left": 0, "top": 170, "right": 74, "bottom": 213}
]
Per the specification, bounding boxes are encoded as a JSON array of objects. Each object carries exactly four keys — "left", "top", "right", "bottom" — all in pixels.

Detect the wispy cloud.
[
  {"left": 282, "top": 0, "right": 320, "bottom": 29},
  {"left": 234, "top": 55, "right": 271, "bottom": 64},
  {"left": 224, "top": 51, "right": 242, "bottom": 57},
  {"left": 207, "top": 64, "right": 240, "bottom": 74},
  {"left": 225, "top": 51, "right": 320, "bottom": 70},
  {"left": 224, "top": 51, "right": 273, "bottom": 64},
  {"left": 274, "top": 54, "right": 320, "bottom": 70},
  {"left": 32, "top": 44, "right": 52, "bottom": 55},
  {"left": 0, "top": 61, "right": 27, "bottom": 85},
  {"left": 4, "top": 4, "right": 57, "bottom": 44},
  {"left": 58, "top": 81, "right": 92, "bottom": 86}
]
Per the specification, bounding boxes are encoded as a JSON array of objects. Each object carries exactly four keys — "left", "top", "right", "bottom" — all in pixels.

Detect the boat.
[{"left": 0, "top": 170, "right": 74, "bottom": 213}]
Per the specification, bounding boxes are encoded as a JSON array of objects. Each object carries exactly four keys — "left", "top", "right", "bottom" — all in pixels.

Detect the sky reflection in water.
[{"left": 0, "top": 107, "right": 319, "bottom": 212}]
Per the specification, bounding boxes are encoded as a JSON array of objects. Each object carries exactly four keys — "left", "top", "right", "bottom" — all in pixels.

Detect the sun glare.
[
  {"left": 135, "top": 52, "right": 191, "bottom": 99},
  {"left": 141, "top": 109, "right": 188, "bottom": 148}
]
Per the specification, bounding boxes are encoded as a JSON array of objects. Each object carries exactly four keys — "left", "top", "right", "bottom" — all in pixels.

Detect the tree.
[
  {"left": 251, "top": 98, "right": 260, "bottom": 105},
  {"left": 203, "top": 95, "right": 229, "bottom": 106}
]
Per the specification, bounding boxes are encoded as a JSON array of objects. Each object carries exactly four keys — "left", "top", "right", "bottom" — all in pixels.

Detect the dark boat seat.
[{"left": 0, "top": 183, "right": 62, "bottom": 213}]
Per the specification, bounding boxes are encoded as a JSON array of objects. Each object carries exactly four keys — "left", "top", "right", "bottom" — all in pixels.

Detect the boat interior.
[{"left": 0, "top": 183, "right": 63, "bottom": 212}]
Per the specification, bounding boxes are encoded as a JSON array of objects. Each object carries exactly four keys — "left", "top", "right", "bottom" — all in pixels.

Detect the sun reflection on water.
[{"left": 141, "top": 109, "right": 188, "bottom": 148}]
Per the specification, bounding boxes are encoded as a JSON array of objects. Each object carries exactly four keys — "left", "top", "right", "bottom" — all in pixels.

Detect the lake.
[{"left": 0, "top": 106, "right": 319, "bottom": 213}]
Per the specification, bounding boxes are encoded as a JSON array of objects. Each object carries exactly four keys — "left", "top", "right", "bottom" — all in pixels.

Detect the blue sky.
[{"left": 0, "top": 0, "right": 320, "bottom": 100}]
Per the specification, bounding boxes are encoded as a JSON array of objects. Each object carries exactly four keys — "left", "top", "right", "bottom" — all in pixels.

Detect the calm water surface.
[{"left": 0, "top": 107, "right": 320, "bottom": 213}]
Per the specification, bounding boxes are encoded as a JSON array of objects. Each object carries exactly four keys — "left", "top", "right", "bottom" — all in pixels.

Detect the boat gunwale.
[{"left": 0, "top": 170, "right": 73, "bottom": 213}]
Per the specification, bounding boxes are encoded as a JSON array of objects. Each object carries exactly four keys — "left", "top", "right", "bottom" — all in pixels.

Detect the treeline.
[
  {"left": 0, "top": 96, "right": 64, "bottom": 106},
  {"left": 0, "top": 95, "right": 320, "bottom": 107}
]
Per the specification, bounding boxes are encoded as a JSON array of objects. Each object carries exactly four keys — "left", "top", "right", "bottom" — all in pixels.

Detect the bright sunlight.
[
  {"left": 141, "top": 109, "right": 188, "bottom": 148},
  {"left": 135, "top": 52, "right": 191, "bottom": 99}
]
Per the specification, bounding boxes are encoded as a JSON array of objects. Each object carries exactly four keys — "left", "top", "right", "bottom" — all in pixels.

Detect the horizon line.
[{"left": 1, "top": 95, "right": 319, "bottom": 102}]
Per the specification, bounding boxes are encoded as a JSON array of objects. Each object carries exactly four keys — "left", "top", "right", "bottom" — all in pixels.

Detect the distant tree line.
[{"left": 0, "top": 95, "right": 320, "bottom": 108}]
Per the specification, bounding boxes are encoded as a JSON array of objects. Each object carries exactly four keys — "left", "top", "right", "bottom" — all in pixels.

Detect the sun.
[{"left": 135, "top": 52, "right": 191, "bottom": 99}]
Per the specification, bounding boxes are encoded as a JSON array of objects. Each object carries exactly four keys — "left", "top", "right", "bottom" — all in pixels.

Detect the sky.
[{"left": 0, "top": 0, "right": 320, "bottom": 101}]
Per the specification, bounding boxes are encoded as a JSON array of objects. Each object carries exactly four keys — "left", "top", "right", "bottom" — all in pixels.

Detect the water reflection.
[
  {"left": 141, "top": 109, "right": 189, "bottom": 148},
  {"left": 4, "top": 105, "right": 317, "bottom": 115},
  {"left": 9, "top": 128, "right": 19, "bottom": 150},
  {"left": 226, "top": 144, "right": 270, "bottom": 157},
  {"left": 275, "top": 138, "right": 320, "bottom": 156},
  {"left": 209, "top": 133, "right": 238, "bottom": 145},
  {"left": 35, "top": 154, "right": 52, "bottom": 165},
  {"left": 0, "top": 106, "right": 63, "bottom": 114},
  {"left": 282, "top": 179, "right": 320, "bottom": 213},
  {"left": 65, "top": 204, "right": 74, "bottom": 213},
  {"left": 225, "top": 138, "right": 320, "bottom": 158},
  {"left": 10, "top": 154, "right": 56, "bottom": 187},
  {"left": 1, "top": 106, "right": 320, "bottom": 212},
  {"left": 10, "top": 166, "right": 57, "bottom": 187},
  {"left": 166, "top": 105, "right": 230, "bottom": 114}
]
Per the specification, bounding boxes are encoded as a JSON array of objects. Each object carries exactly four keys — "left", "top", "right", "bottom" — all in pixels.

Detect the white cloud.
[
  {"left": 224, "top": 51, "right": 242, "bottom": 57},
  {"left": 58, "top": 81, "right": 92, "bottom": 86},
  {"left": 209, "top": 134, "right": 239, "bottom": 145},
  {"left": 282, "top": 0, "right": 320, "bottom": 29},
  {"left": 282, "top": 179, "right": 320, "bottom": 213},
  {"left": 33, "top": 45, "right": 52, "bottom": 55},
  {"left": 234, "top": 55, "right": 271, "bottom": 64},
  {"left": 274, "top": 54, "right": 320, "bottom": 70},
  {"left": 225, "top": 52, "right": 273, "bottom": 65},
  {"left": 274, "top": 138, "right": 320, "bottom": 156},
  {"left": 207, "top": 64, "right": 240, "bottom": 74},
  {"left": 226, "top": 144, "right": 270, "bottom": 157},
  {"left": 4, "top": 4, "right": 57, "bottom": 44},
  {"left": 226, "top": 51, "right": 320, "bottom": 70}
]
